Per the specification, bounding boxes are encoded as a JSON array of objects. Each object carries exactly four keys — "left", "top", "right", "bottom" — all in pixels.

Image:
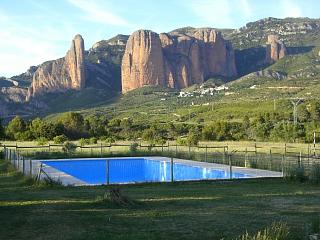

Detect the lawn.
[{"left": 0, "top": 158, "right": 319, "bottom": 240}]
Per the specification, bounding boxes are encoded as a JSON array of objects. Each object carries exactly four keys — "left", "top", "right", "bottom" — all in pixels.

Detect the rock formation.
[
  {"left": 265, "top": 35, "right": 287, "bottom": 63},
  {"left": 121, "top": 30, "right": 165, "bottom": 92},
  {"left": 121, "top": 29, "right": 237, "bottom": 92},
  {"left": 27, "top": 34, "right": 85, "bottom": 99}
]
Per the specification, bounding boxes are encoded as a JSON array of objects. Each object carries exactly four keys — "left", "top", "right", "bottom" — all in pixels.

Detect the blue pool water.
[{"left": 42, "top": 158, "right": 251, "bottom": 184}]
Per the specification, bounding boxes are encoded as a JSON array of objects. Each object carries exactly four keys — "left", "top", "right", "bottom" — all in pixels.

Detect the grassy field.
[
  {"left": 0, "top": 158, "right": 320, "bottom": 240},
  {"left": 1, "top": 140, "right": 318, "bottom": 155}
]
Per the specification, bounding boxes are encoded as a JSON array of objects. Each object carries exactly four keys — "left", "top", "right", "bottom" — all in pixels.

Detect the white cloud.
[{"left": 67, "top": 0, "right": 131, "bottom": 27}]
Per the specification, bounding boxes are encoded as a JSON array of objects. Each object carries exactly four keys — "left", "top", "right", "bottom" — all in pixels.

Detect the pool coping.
[{"left": 36, "top": 157, "right": 283, "bottom": 186}]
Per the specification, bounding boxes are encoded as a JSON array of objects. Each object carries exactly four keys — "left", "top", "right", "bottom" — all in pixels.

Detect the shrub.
[
  {"left": 286, "top": 165, "right": 308, "bottom": 182},
  {"left": 96, "top": 188, "right": 135, "bottom": 207},
  {"left": 53, "top": 135, "right": 68, "bottom": 144},
  {"left": 79, "top": 138, "right": 90, "bottom": 146},
  {"left": 236, "top": 222, "right": 289, "bottom": 240},
  {"left": 176, "top": 137, "right": 187, "bottom": 146},
  {"left": 62, "top": 141, "right": 77, "bottom": 153},
  {"left": 130, "top": 142, "right": 139, "bottom": 153},
  {"left": 105, "top": 137, "right": 116, "bottom": 144},
  {"left": 90, "top": 137, "right": 98, "bottom": 144},
  {"left": 37, "top": 176, "right": 63, "bottom": 188},
  {"left": 310, "top": 164, "right": 320, "bottom": 184},
  {"left": 37, "top": 137, "right": 48, "bottom": 146}
]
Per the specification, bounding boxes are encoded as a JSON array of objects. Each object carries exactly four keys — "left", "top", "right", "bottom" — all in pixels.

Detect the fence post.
[
  {"left": 188, "top": 145, "right": 191, "bottom": 159},
  {"left": 245, "top": 147, "right": 248, "bottom": 167},
  {"left": 307, "top": 144, "right": 310, "bottom": 166},
  {"left": 205, "top": 145, "right": 208, "bottom": 162},
  {"left": 175, "top": 144, "right": 178, "bottom": 157},
  {"left": 269, "top": 149, "right": 273, "bottom": 170},
  {"left": 106, "top": 159, "right": 109, "bottom": 185},
  {"left": 299, "top": 151, "right": 302, "bottom": 167},
  {"left": 100, "top": 143, "right": 103, "bottom": 157},
  {"left": 161, "top": 144, "right": 164, "bottom": 153},
  {"left": 284, "top": 143, "right": 287, "bottom": 160},
  {"left": 171, "top": 157, "right": 174, "bottom": 183},
  {"left": 281, "top": 154, "right": 284, "bottom": 177},
  {"left": 3, "top": 146, "right": 6, "bottom": 161},
  {"left": 30, "top": 159, "right": 32, "bottom": 176},
  {"left": 22, "top": 156, "right": 25, "bottom": 174},
  {"left": 254, "top": 143, "right": 257, "bottom": 161},
  {"left": 17, "top": 150, "right": 19, "bottom": 170},
  {"left": 229, "top": 154, "right": 232, "bottom": 180}
]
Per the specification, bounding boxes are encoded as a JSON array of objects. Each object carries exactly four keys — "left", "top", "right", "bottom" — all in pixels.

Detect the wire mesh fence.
[{"left": 2, "top": 142, "right": 320, "bottom": 183}]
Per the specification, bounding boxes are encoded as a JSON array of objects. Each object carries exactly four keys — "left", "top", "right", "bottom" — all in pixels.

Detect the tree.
[
  {"left": 84, "top": 115, "right": 108, "bottom": 137},
  {"left": 53, "top": 135, "right": 68, "bottom": 144},
  {"left": 58, "top": 112, "right": 85, "bottom": 139},
  {"left": 62, "top": 141, "right": 77, "bottom": 153},
  {"left": 186, "top": 131, "right": 200, "bottom": 146},
  {"left": 6, "top": 116, "right": 27, "bottom": 140},
  {"left": 0, "top": 118, "right": 4, "bottom": 140},
  {"left": 297, "top": 104, "right": 311, "bottom": 123},
  {"left": 242, "top": 115, "right": 250, "bottom": 129},
  {"left": 309, "top": 102, "right": 320, "bottom": 122}
]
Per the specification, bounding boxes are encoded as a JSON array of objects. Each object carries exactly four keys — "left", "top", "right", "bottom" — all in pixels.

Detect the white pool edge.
[{"left": 35, "top": 156, "right": 283, "bottom": 186}]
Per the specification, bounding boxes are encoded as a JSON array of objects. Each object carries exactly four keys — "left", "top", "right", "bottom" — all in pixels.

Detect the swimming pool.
[{"left": 39, "top": 157, "right": 282, "bottom": 185}]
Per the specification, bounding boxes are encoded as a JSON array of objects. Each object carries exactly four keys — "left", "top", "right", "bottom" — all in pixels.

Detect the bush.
[
  {"left": 105, "top": 137, "right": 116, "bottom": 144},
  {"left": 176, "top": 137, "right": 187, "bottom": 146},
  {"left": 79, "top": 138, "right": 90, "bottom": 146},
  {"left": 53, "top": 135, "right": 68, "bottom": 144},
  {"left": 90, "top": 137, "right": 98, "bottom": 144},
  {"left": 62, "top": 141, "right": 77, "bottom": 153},
  {"left": 286, "top": 165, "right": 308, "bottom": 182},
  {"left": 37, "top": 137, "right": 48, "bottom": 146},
  {"left": 310, "top": 164, "right": 320, "bottom": 184},
  {"left": 236, "top": 222, "right": 289, "bottom": 240},
  {"left": 96, "top": 188, "right": 135, "bottom": 207},
  {"left": 130, "top": 142, "right": 139, "bottom": 153}
]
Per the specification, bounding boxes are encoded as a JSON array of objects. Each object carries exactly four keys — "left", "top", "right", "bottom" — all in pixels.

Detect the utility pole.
[{"left": 291, "top": 99, "right": 303, "bottom": 125}]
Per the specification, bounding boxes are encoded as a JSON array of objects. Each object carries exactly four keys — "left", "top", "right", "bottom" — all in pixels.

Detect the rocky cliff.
[
  {"left": 121, "top": 29, "right": 237, "bottom": 92},
  {"left": 265, "top": 35, "right": 287, "bottom": 63},
  {"left": 27, "top": 35, "right": 85, "bottom": 99}
]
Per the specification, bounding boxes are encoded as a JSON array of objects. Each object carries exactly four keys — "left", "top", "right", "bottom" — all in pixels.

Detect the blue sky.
[{"left": 0, "top": 0, "right": 319, "bottom": 77}]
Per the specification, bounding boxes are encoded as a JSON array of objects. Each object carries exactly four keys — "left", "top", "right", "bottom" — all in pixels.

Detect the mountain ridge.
[{"left": 1, "top": 17, "right": 320, "bottom": 119}]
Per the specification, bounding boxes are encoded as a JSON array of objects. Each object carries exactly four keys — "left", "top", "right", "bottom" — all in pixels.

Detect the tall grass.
[
  {"left": 310, "top": 164, "right": 320, "bottom": 184},
  {"left": 285, "top": 165, "right": 308, "bottom": 182},
  {"left": 236, "top": 222, "right": 289, "bottom": 240}
]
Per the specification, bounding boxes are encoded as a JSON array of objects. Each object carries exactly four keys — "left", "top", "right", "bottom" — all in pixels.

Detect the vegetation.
[
  {"left": 4, "top": 101, "right": 320, "bottom": 144},
  {"left": 236, "top": 222, "right": 289, "bottom": 240},
  {"left": 53, "top": 134, "right": 68, "bottom": 144}
]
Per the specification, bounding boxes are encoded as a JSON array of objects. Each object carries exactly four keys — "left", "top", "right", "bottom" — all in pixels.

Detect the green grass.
[{"left": 0, "top": 158, "right": 320, "bottom": 240}]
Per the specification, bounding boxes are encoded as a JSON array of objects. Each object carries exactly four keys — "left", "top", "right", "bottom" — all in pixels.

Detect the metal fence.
[{"left": 2, "top": 142, "right": 320, "bottom": 183}]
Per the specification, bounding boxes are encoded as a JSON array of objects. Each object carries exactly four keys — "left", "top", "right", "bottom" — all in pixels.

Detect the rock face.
[
  {"left": 121, "top": 29, "right": 237, "bottom": 92},
  {"left": 266, "top": 35, "right": 287, "bottom": 63},
  {"left": 121, "top": 30, "right": 165, "bottom": 92},
  {"left": 27, "top": 35, "right": 85, "bottom": 99}
]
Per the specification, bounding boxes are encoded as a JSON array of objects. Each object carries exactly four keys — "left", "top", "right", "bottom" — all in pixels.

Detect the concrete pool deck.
[{"left": 36, "top": 157, "right": 283, "bottom": 186}]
